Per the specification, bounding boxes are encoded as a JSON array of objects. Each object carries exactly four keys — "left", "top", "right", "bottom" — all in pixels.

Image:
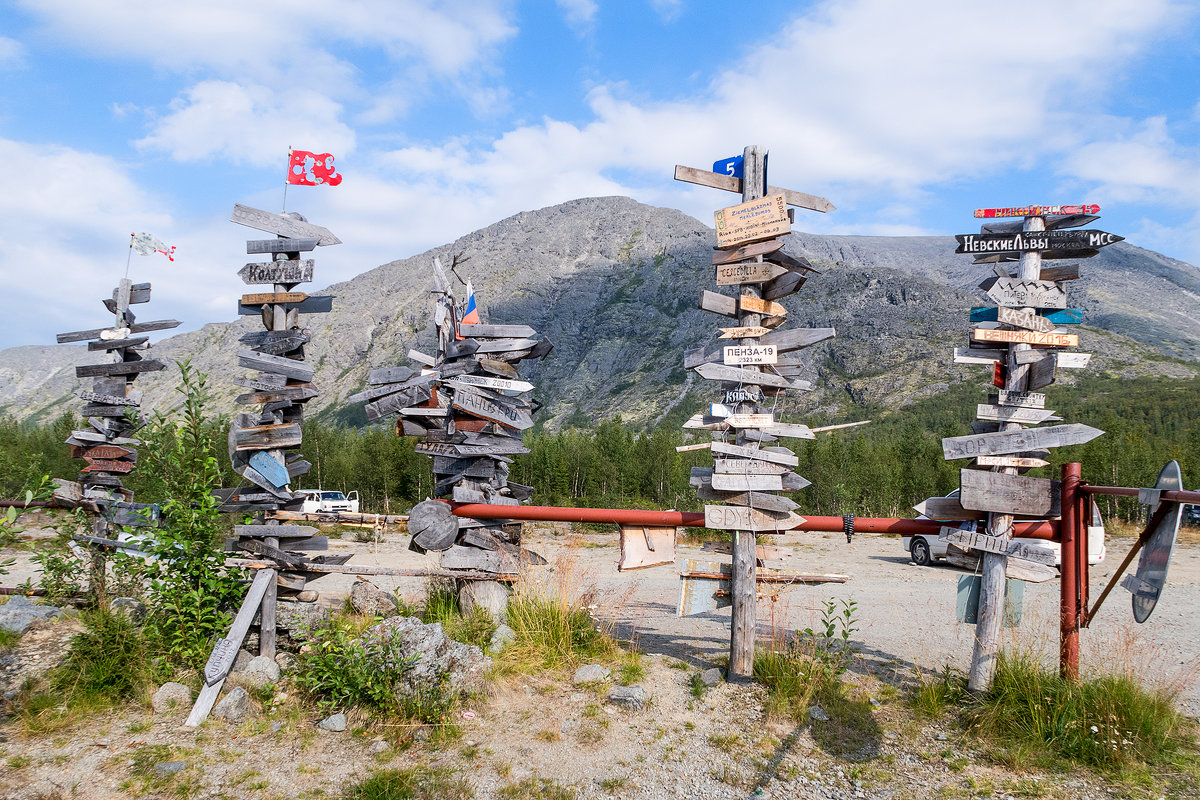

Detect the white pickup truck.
[{"left": 297, "top": 489, "right": 360, "bottom": 514}]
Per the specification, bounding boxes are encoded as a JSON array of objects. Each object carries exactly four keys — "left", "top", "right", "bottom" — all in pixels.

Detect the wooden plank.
[
  {"left": 959, "top": 469, "right": 1061, "bottom": 517},
  {"left": 699, "top": 290, "right": 738, "bottom": 318},
  {"left": 451, "top": 386, "right": 534, "bottom": 430},
  {"left": 87, "top": 336, "right": 149, "bottom": 352},
  {"left": 942, "top": 423, "right": 1103, "bottom": 460},
  {"left": 974, "top": 204, "right": 1100, "bottom": 218},
  {"left": 715, "top": 261, "right": 787, "bottom": 286},
  {"left": 1028, "top": 352, "right": 1057, "bottom": 390},
  {"left": 246, "top": 237, "right": 319, "bottom": 254},
  {"left": 231, "top": 204, "right": 340, "bottom": 245},
  {"left": 693, "top": 361, "right": 797, "bottom": 389},
  {"left": 408, "top": 349, "right": 436, "bottom": 367},
  {"left": 673, "top": 165, "right": 835, "bottom": 213},
  {"left": 449, "top": 374, "right": 535, "bottom": 394},
  {"left": 82, "top": 458, "right": 135, "bottom": 474},
  {"left": 976, "top": 404, "right": 1059, "bottom": 425},
  {"left": 718, "top": 326, "right": 770, "bottom": 339},
  {"left": 703, "top": 504, "right": 804, "bottom": 533},
  {"left": 712, "top": 238, "right": 785, "bottom": 265},
  {"left": 759, "top": 326, "right": 835, "bottom": 353},
  {"left": 723, "top": 345, "right": 777, "bottom": 365},
  {"left": 236, "top": 350, "right": 315, "bottom": 382},
  {"left": 955, "top": 229, "right": 1121, "bottom": 254},
  {"left": 954, "top": 347, "right": 1005, "bottom": 365},
  {"left": 980, "top": 277, "right": 1068, "bottom": 309},
  {"left": 710, "top": 473, "right": 784, "bottom": 492},
  {"left": 240, "top": 291, "right": 308, "bottom": 306},
  {"left": 56, "top": 319, "right": 179, "bottom": 343},
  {"left": 1039, "top": 264, "right": 1081, "bottom": 282},
  {"left": 980, "top": 213, "right": 1099, "bottom": 234},
  {"left": 469, "top": 337, "right": 538, "bottom": 354},
  {"left": 368, "top": 366, "right": 415, "bottom": 385},
  {"left": 723, "top": 388, "right": 763, "bottom": 404},
  {"left": 711, "top": 440, "right": 799, "bottom": 466},
  {"left": 739, "top": 295, "right": 786, "bottom": 317},
  {"left": 74, "top": 389, "right": 141, "bottom": 406},
  {"left": 237, "top": 259, "right": 315, "bottom": 285},
  {"left": 479, "top": 359, "right": 518, "bottom": 378},
  {"left": 1056, "top": 352, "right": 1092, "bottom": 369},
  {"left": 78, "top": 444, "right": 135, "bottom": 461},
  {"left": 763, "top": 271, "right": 806, "bottom": 301},
  {"left": 970, "top": 307, "right": 1082, "bottom": 325},
  {"left": 75, "top": 360, "right": 165, "bottom": 378},
  {"left": 236, "top": 386, "right": 319, "bottom": 405},
  {"left": 975, "top": 455, "right": 1050, "bottom": 468},
  {"left": 696, "top": 486, "right": 799, "bottom": 513},
  {"left": 248, "top": 451, "right": 289, "bottom": 488},
  {"left": 238, "top": 294, "right": 332, "bottom": 315},
  {"left": 234, "top": 423, "right": 302, "bottom": 451},
  {"left": 973, "top": 328, "right": 1077, "bottom": 347},
  {"left": 993, "top": 307, "right": 1057, "bottom": 333},
  {"left": 943, "top": 528, "right": 1056, "bottom": 567},
  {"left": 913, "top": 496, "right": 986, "bottom": 521},
  {"left": 414, "top": 440, "right": 530, "bottom": 458},
  {"left": 439, "top": 545, "right": 520, "bottom": 575},
  {"left": 618, "top": 525, "right": 677, "bottom": 571},
  {"left": 459, "top": 324, "right": 536, "bottom": 339},
  {"left": 991, "top": 390, "right": 1046, "bottom": 409},
  {"left": 726, "top": 413, "right": 776, "bottom": 428},
  {"left": 234, "top": 524, "right": 319, "bottom": 538}
]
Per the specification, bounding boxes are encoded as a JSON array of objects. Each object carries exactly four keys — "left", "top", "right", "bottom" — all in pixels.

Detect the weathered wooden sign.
[
  {"left": 246, "top": 237, "right": 319, "bottom": 254},
  {"left": 973, "top": 204, "right": 1100, "bottom": 219},
  {"left": 975, "top": 455, "right": 1050, "bottom": 469},
  {"left": 450, "top": 375, "right": 534, "bottom": 394},
  {"left": 942, "top": 528, "right": 1056, "bottom": 566},
  {"left": 719, "top": 326, "right": 770, "bottom": 339},
  {"left": 739, "top": 295, "right": 787, "bottom": 317},
  {"left": 75, "top": 389, "right": 141, "bottom": 406},
  {"left": 980, "top": 277, "right": 1068, "bottom": 309},
  {"left": 970, "top": 307, "right": 1082, "bottom": 325},
  {"left": 704, "top": 504, "right": 804, "bottom": 532},
  {"left": 1055, "top": 353, "right": 1092, "bottom": 369},
  {"left": 240, "top": 292, "right": 309, "bottom": 306},
  {"left": 82, "top": 458, "right": 135, "bottom": 474},
  {"left": 913, "top": 497, "right": 985, "bottom": 521},
  {"left": 975, "top": 403, "right": 1059, "bottom": 424},
  {"left": 248, "top": 451, "right": 290, "bottom": 488},
  {"left": 1027, "top": 352, "right": 1057, "bottom": 390},
  {"left": 79, "top": 444, "right": 135, "bottom": 460},
  {"left": 459, "top": 323, "right": 537, "bottom": 339},
  {"left": 238, "top": 294, "right": 332, "bottom": 315},
  {"left": 973, "top": 328, "right": 1078, "bottom": 347},
  {"left": 993, "top": 307, "right": 1056, "bottom": 333},
  {"left": 992, "top": 390, "right": 1046, "bottom": 408},
  {"left": 942, "top": 423, "right": 1103, "bottom": 460},
  {"left": 713, "top": 457, "right": 789, "bottom": 475},
  {"left": 414, "top": 440, "right": 530, "bottom": 458},
  {"left": 236, "top": 350, "right": 316, "bottom": 381},
  {"left": 726, "top": 413, "right": 776, "bottom": 428},
  {"left": 451, "top": 386, "right": 534, "bottom": 430},
  {"left": 959, "top": 469, "right": 1061, "bottom": 517},
  {"left": 710, "top": 440, "right": 799, "bottom": 467},
  {"left": 693, "top": 362, "right": 797, "bottom": 389},
  {"left": 710, "top": 473, "right": 784, "bottom": 492},
  {"left": 231, "top": 204, "right": 341, "bottom": 245},
  {"left": 716, "top": 261, "right": 787, "bottom": 286},
  {"left": 954, "top": 348, "right": 1005, "bottom": 365},
  {"left": 674, "top": 165, "right": 835, "bottom": 213},
  {"left": 723, "top": 344, "right": 778, "bottom": 365},
  {"left": 713, "top": 239, "right": 785, "bottom": 265},
  {"left": 76, "top": 360, "right": 165, "bottom": 378},
  {"left": 618, "top": 525, "right": 677, "bottom": 571},
  {"left": 237, "top": 259, "right": 316, "bottom": 285},
  {"left": 723, "top": 388, "right": 763, "bottom": 404},
  {"left": 955, "top": 229, "right": 1122, "bottom": 254},
  {"left": 714, "top": 193, "right": 790, "bottom": 249},
  {"left": 234, "top": 423, "right": 303, "bottom": 451}
]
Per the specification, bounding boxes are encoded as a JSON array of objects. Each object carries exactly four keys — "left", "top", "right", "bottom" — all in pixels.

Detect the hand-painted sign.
[
  {"left": 971, "top": 307, "right": 1082, "bottom": 326},
  {"left": 955, "top": 229, "right": 1122, "bottom": 254},
  {"left": 975, "top": 404, "right": 1059, "bottom": 424},
  {"left": 723, "top": 345, "right": 778, "bottom": 365},
  {"left": 719, "top": 326, "right": 771, "bottom": 339},
  {"left": 942, "top": 423, "right": 1103, "bottom": 460},
  {"left": 981, "top": 277, "right": 1068, "bottom": 309},
  {"left": 972, "top": 328, "right": 1078, "bottom": 347},
  {"left": 704, "top": 504, "right": 804, "bottom": 532},
  {"left": 942, "top": 528, "right": 1056, "bottom": 566},
  {"left": 973, "top": 204, "right": 1100, "bottom": 219},
  {"left": 992, "top": 390, "right": 1046, "bottom": 409},
  {"left": 715, "top": 261, "right": 788, "bottom": 286},
  {"left": 238, "top": 259, "right": 316, "bottom": 285},
  {"left": 714, "top": 193, "right": 790, "bottom": 249},
  {"left": 959, "top": 469, "right": 1062, "bottom": 517},
  {"left": 739, "top": 294, "right": 787, "bottom": 317},
  {"left": 723, "top": 388, "right": 763, "bottom": 404}
]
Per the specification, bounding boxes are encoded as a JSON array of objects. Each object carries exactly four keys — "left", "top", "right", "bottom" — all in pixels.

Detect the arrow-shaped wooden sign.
[
  {"left": 451, "top": 386, "right": 534, "bottom": 430},
  {"left": 710, "top": 441, "right": 799, "bottom": 467},
  {"left": 713, "top": 239, "right": 785, "bottom": 265},
  {"left": 719, "top": 326, "right": 771, "bottom": 339},
  {"left": 980, "top": 277, "right": 1068, "bottom": 309},
  {"left": 956, "top": 229, "right": 1122, "bottom": 254},
  {"left": 231, "top": 204, "right": 341, "bottom": 245},
  {"left": 238, "top": 295, "right": 332, "bottom": 315},
  {"left": 246, "top": 237, "right": 319, "bottom": 254},
  {"left": 970, "top": 307, "right": 1082, "bottom": 325},
  {"left": 704, "top": 505, "right": 805, "bottom": 532},
  {"left": 238, "top": 259, "right": 315, "bottom": 285},
  {"left": 942, "top": 423, "right": 1104, "bottom": 460},
  {"left": 449, "top": 374, "right": 535, "bottom": 394},
  {"left": 980, "top": 213, "right": 1100, "bottom": 234},
  {"left": 974, "top": 204, "right": 1100, "bottom": 219},
  {"left": 972, "top": 329, "right": 1078, "bottom": 347},
  {"left": 674, "top": 165, "right": 835, "bottom": 213},
  {"left": 975, "top": 404, "right": 1060, "bottom": 424},
  {"left": 715, "top": 261, "right": 788, "bottom": 286},
  {"left": 739, "top": 295, "right": 787, "bottom": 317},
  {"left": 693, "top": 362, "right": 799, "bottom": 390},
  {"left": 240, "top": 291, "right": 309, "bottom": 306}
]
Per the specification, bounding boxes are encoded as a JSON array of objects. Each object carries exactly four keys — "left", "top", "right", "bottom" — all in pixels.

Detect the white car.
[
  {"left": 297, "top": 489, "right": 360, "bottom": 514},
  {"left": 905, "top": 490, "right": 1106, "bottom": 568}
]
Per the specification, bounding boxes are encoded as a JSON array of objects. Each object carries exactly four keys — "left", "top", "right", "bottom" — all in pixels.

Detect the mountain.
[{"left": 2, "top": 196, "right": 1198, "bottom": 430}]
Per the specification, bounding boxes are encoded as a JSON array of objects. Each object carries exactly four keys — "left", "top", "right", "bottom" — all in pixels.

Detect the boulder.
[
  {"left": 213, "top": 687, "right": 250, "bottom": 723},
  {"left": 0, "top": 596, "right": 61, "bottom": 635},
  {"left": 110, "top": 597, "right": 146, "bottom": 622},
  {"left": 572, "top": 664, "right": 611, "bottom": 686},
  {"left": 151, "top": 682, "right": 193, "bottom": 714},
  {"left": 276, "top": 601, "right": 332, "bottom": 646},
  {"left": 231, "top": 649, "right": 253, "bottom": 673},
  {"left": 350, "top": 580, "right": 398, "bottom": 618},
  {"left": 363, "top": 616, "right": 490, "bottom": 698},
  {"left": 235, "top": 655, "right": 281, "bottom": 689},
  {"left": 607, "top": 685, "right": 647, "bottom": 711},
  {"left": 699, "top": 667, "right": 724, "bottom": 687},
  {"left": 318, "top": 713, "right": 346, "bottom": 732},
  {"left": 458, "top": 581, "right": 509, "bottom": 622},
  {"left": 275, "top": 652, "right": 297, "bottom": 673}
]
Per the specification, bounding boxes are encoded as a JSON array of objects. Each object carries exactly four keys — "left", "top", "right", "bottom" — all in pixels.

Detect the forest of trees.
[{"left": 1, "top": 374, "right": 1197, "bottom": 525}]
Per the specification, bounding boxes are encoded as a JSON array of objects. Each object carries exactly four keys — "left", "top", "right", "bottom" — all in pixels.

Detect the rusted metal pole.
[
  {"left": 1059, "top": 463, "right": 1081, "bottom": 680},
  {"left": 1079, "top": 486, "right": 1200, "bottom": 503}
]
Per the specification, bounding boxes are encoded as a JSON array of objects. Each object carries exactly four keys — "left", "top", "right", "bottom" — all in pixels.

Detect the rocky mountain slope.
[{"left": 2, "top": 196, "right": 1197, "bottom": 430}]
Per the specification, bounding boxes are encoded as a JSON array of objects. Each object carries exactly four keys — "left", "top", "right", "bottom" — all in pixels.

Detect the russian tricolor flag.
[{"left": 456, "top": 280, "right": 479, "bottom": 339}]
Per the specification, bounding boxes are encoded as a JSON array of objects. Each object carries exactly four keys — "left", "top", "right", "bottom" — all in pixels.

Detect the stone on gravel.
[
  {"left": 213, "top": 687, "right": 250, "bottom": 723},
  {"left": 154, "top": 761, "right": 187, "bottom": 778},
  {"left": 0, "top": 596, "right": 61, "bottom": 635},
  {"left": 699, "top": 667, "right": 723, "bottom": 687},
  {"left": 364, "top": 616, "right": 490, "bottom": 698},
  {"left": 573, "top": 664, "right": 611, "bottom": 685},
  {"left": 350, "top": 580, "right": 398, "bottom": 618},
  {"left": 151, "top": 682, "right": 193, "bottom": 714},
  {"left": 318, "top": 713, "right": 346, "bottom": 732},
  {"left": 275, "top": 652, "right": 297, "bottom": 673},
  {"left": 458, "top": 580, "right": 509, "bottom": 622},
  {"left": 486, "top": 623, "right": 516, "bottom": 656},
  {"left": 110, "top": 597, "right": 146, "bottom": 622},
  {"left": 235, "top": 655, "right": 281, "bottom": 689},
  {"left": 368, "top": 739, "right": 391, "bottom": 754},
  {"left": 231, "top": 649, "right": 253, "bottom": 673},
  {"left": 606, "top": 685, "right": 647, "bottom": 710},
  {"left": 809, "top": 705, "right": 830, "bottom": 721}
]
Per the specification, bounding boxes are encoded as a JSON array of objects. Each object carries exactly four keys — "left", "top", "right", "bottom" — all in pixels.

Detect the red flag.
[{"left": 287, "top": 149, "right": 343, "bottom": 186}]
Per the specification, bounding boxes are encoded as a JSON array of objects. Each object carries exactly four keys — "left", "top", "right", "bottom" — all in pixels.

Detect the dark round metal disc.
[{"left": 1131, "top": 460, "right": 1183, "bottom": 623}]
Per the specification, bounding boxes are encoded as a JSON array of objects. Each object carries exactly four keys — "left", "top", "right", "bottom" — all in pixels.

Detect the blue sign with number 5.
[{"left": 713, "top": 155, "right": 743, "bottom": 179}]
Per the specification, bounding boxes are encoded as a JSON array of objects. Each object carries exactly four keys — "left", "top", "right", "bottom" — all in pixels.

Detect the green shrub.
[
  {"left": 970, "top": 651, "right": 1193, "bottom": 768},
  {"left": 295, "top": 616, "right": 416, "bottom": 715},
  {"left": 51, "top": 609, "right": 150, "bottom": 702},
  {"left": 502, "top": 589, "right": 617, "bottom": 672},
  {"left": 343, "top": 766, "right": 471, "bottom": 800}
]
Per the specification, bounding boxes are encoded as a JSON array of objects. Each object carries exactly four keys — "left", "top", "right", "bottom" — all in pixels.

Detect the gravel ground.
[{"left": 1, "top": 514, "right": 1197, "bottom": 800}]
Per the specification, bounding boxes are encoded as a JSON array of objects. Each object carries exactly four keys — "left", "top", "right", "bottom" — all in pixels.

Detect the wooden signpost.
[
  {"left": 675, "top": 144, "right": 846, "bottom": 681},
  {"left": 946, "top": 202, "right": 1110, "bottom": 692}
]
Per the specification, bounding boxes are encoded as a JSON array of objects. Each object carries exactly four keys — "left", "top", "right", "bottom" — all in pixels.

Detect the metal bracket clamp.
[{"left": 843, "top": 514, "right": 854, "bottom": 543}]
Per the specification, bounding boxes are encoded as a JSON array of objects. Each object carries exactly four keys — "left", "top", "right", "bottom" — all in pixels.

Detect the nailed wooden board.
[
  {"left": 82, "top": 458, "right": 135, "bottom": 473},
  {"left": 459, "top": 324, "right": 536, "bottom": 339},
  {"left": 913, "top": 496, "right": 986, "bottom": 521},
  {"left": 1039, "top": 264, "right": 1081, "bottom": 282},
  {"left": 715, "top": 194, "right": 790, "bottom": 249},
  {"left": 973, "top": 328, "right": 1078, "bottom": 347},
  {"left": 368, "top": 366, "right": 416, "bottom": 385},
  {"left": 673, "top": 165, "right": 835, "bottom": 213},
  {"left": 449, "top": 375, "right": 534, "bottom": 394},
  {"left": 719, "top": 326, "right": 770, "bottom": 339},
  {"left": 248, "top": 451, "right": 290, "bottom": 488},
  {"left": 56, "top": 319, "right": 180, "bottom": 343},
  {"left": 451, "top": 386, "right": 534, "bottom": 430},
  {"left": 693, "top": 362, "right": 797, "bottom": 390},
  {"left": 959, "top": 469, "right": 1061, "bottom": 517},
  {"left": 942, "top": 528, "right": 1056, "bottom": 566},
  {"left": 710, "top": 473, "right": 784, "bottom": 492},
  {"left": 980, "top": 277, "right": 1068, "bottom": 309},
  {"left": 704, "top": 505, "right": 804, "bottom": 533},
  {"left": 246, "top": 237, "right": 319, "bottom": 254},
  {"left": 236, "top": 386, "right": 319, "bottom": 405},
  {"left": 236, "top": 350, "right": 315, "bottom": 382},
  {"left": 696, "top": 486, "right": 799, "bottom": 513},
  {"left": 87, "top": 336, "right": 149, "bottom": 352},
  {"left": 993, "top": 306, "right": 1057, "bottom": 333},
  {"left": 723, "top": 345, "right": 777, "bottom": 365},
  {"left": 1028, "top": 353, "right": 1057, "bottom": 390},
  {"left": 715, "top": 261, "right": 787, "bottom": 286},
  {"left": 726, "top": 413, "right": 776, "bottom": 429},
  {"left": 975, "top": 455, "right": 1050, "bottom": 468},
  {"left": 239, "top": 329, "right": 310, "bottom": 355},
  {"left": 954, "top": 348, "right": 1005, "bottom": 365},
  {"left": 237, "top": 259, "right": 315, "bottom": 285},
  {"left": 955, "top": 229, "right": 1121, "bottom": 254},
  {"left": 415, "top": 440, "right": 530, "bottom": 458},
  {"left": 712, "top": 238, "right": 785, "bottom": 265},
  {"left": 238, "top": 295, "right": 332, "bottom": 315},
  {"left": 240, "top": 291, "right": 308, "bottom": 306},
  {"left": 618, "top": 525, "right": 677, "bottom": 571},
  {"left": 74, "top": 389, "right": 141, "bottom": 406},
  {"left": 76, "top": 360, "right": 165, "bottom": 378},
  {"left": 234, "top": 423, "right": 303, "bottom": 451},
  {"left": 439, "top": 545, "right": 521, "bottom": 575},
  {"left": 231, "top": 204, "right": 341, "bottom": 245},
  {"left": 711, "top": 440, "right": 799, "bottom": 467},
  {"left": 976, "top": 404, "right": 1059, "bottom": 425},
  {"left": 739, "top": 295, "right": 786, "bottom": 317},
  {"left": 699, "top": 290, "right": 738, "bottom": 318},
  {"left": 991, "top": 390, "right": 1046, "bottom": 409},
  {"left": 942, "top": 423, "right": 1103, "bottom": 460},
  {"left": 970, "top": 307, "right": 1082, "bottom": 325}
]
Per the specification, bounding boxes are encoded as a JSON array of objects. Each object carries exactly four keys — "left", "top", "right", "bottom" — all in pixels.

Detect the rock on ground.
[
  {"left": 276, "top": 601, "right": 332, "bottom": 647},
  {"left": 213, "top": 686, "right": 250, "bottom": 723},
  {"left": 151, "top": 682, "right": 193, "bottom": 714},
  {"left": 607, "top": 685, "right": 647, "bottom": 710},
  {"left": 573, "top": 664, "right": 611, "bottom": 685},
  {"left": 350, "top": 580, "right": 398, "bottom": 618},
  {"left": 0, "top": 596, "right": 61, "bottom": 635},
  {"left": 699, "top": 667, "right": 723, "bottom": 687},
  {"left": 486, "top": 623, "right": 516, "bottom": 656},
  {"left": 317, "top": 713, "right": 346, "bottom": 732},
  {"left": 458, "top": 580, "right": 509, "bottom": 622},
  {"left": 233, "top": 655, "right": 281, "bottom": 690},
  {"left": 364, "top": 616, "right": 490, "bottom": 698}
]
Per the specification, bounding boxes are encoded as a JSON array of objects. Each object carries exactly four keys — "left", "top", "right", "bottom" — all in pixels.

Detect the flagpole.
[
  {"left": 282, "top": 145, "right": 292, "bottom": 213},
  {"left": 124, "top": 233, "right": 134, "bottom": 279}
]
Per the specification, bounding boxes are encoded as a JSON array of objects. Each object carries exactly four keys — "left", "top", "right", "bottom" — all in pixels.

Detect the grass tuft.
[{"left": 342, "top": 766, "right": 471, "bottom": 800}]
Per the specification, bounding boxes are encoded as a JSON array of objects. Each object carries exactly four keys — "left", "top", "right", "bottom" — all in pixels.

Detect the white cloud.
[
  {"left": 649, "top": 0, "right": 683, "bottom": 22},
  {"left": 556, "top": 0, "right": 598, "bottom": 32},
  {"left": 135, "top": 81, "right": 356, "bottom": 166},
  {"left": 0, "top": 35, "right": 25, "bottom": 67}
]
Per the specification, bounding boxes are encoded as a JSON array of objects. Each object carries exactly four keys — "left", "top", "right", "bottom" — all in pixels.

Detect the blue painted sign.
[
  {"left": 970, "top": 307, "right": 1082, "bottom": 324},
  {"left": 713, "top": 155, "right": 743, "bottom": 179},
  {"left": 249, "top": 451, "right": 290, "bottom": 488}
]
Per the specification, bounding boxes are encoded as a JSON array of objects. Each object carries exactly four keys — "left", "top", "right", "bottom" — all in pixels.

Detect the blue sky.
[{"left": 1, "top": 0, "right": 1198, "bottom": 348}]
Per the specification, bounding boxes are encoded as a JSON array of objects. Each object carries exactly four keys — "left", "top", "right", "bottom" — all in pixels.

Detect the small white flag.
[{"left": 131, "top": 232, "right": 176, "bottom": 261}]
